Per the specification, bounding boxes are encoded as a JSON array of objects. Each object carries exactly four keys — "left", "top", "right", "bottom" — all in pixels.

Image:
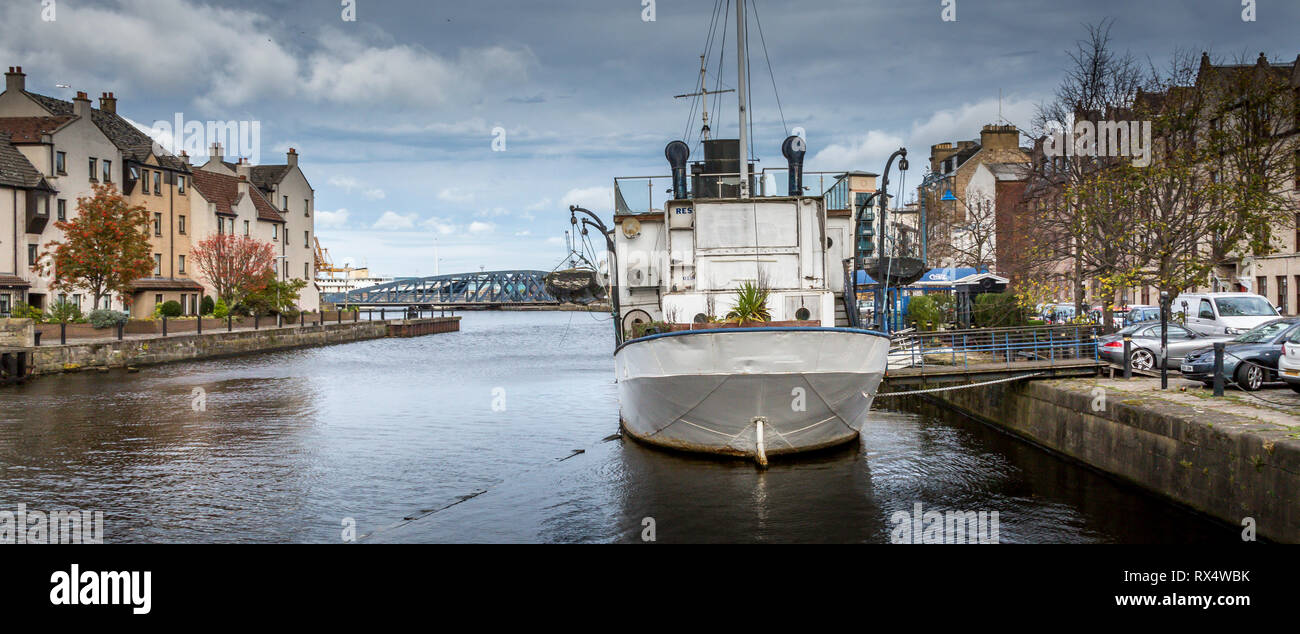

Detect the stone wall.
[
  {"left": 30, "top": 321, "right": 389, "bottom": 374},
  {"left": 891, "top": 379, "right": 1300, "bottom": 543},
  {"left": 0, "top": 318, "right": 34, "bottom": 348}
]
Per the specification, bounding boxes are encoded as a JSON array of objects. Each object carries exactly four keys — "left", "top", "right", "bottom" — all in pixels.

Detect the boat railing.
[
  {"left": 887, "top": 324, "right": 1102, "bottom": 370},
  {"left": 613, "top": 170, "right": 851, "bottom": 214}
]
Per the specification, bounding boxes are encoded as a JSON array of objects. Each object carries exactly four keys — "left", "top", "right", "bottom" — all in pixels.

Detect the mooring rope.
[{"left": 874, "top": 372, "right": 1045, "bottom": 397}]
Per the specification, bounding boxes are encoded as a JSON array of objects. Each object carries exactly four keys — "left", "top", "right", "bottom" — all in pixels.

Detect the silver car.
[{"left": 1097, "top": 321, "right": 1233, "bottom": 371}]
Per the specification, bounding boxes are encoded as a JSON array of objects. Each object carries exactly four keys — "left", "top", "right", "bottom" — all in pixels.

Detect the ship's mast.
[
  {"left": 673, "top": 55, "right": 734, "bottom": 142},
  {"left": 735, "top": 0, "right": 750, "bottom": 199}
]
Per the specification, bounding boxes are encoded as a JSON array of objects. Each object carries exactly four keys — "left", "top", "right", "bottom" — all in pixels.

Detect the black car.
[{"left": 1179, "top": 317, "right": 1300, "bottom": 390}]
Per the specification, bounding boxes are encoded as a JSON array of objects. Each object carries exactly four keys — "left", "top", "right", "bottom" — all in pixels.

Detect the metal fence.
[{"left": 889, "top": 324, "right": 1102, "bottom": 369}]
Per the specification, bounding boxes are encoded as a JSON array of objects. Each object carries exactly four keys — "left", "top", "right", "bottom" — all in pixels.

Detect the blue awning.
[{"left": 854, "top": 267, "right": 982, "bottom": 286}]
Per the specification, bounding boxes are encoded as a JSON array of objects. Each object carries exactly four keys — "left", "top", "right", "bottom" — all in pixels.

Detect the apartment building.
[
  {"left": 0, "top": 130, "right": 55, "bottom": 315},
  {"left": 199, "top": 145, "right": 319, "bottom": 311},
  {"left": 0, "top": 68, "right": 123, "bottom": 313},
  {"left": 188, "top": 158, "right": 289, "bottom": 304}
]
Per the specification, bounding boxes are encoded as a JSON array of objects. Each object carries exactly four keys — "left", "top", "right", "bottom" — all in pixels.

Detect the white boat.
[{"left": 570, "top": 0, "right": 900, "bottom": 465}]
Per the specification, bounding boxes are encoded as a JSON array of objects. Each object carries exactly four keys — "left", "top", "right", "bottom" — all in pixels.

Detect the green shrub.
[
  {"left": 725, "top": 281, "right": 772, "bottom": 323},
  {"left": 213, "top": 299, "right": 229, "bottom": 319},
  {"left": 907, "top": 295, "right": 945, "bottom": 331},
  {"left": 972, "top": 292, "right": 1028, "bottom": 328},
  {"left": 200, "top": 296, "right": 215, "bottom": 316},
  {"left": 88, "top": 309, "right": 129, "bottom": 329},
  {"left": 10, "top": 302, "right": 43, "bottom": 322},
  {"left": 160, "top": 300, "right": 183, "bottom": 318},
  {"left": 45, "top": 300, "right": 83, "bottom": 324}
]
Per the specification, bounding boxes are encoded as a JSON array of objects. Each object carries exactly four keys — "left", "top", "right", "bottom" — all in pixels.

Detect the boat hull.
[{"left": 615, "top": 327, "right": 889, "bottom": 458}]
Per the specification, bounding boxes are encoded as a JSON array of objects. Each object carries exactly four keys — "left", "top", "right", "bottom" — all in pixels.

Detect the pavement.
[{"left": 1085, "top": 375, "right": 1300, "bottom": 429}]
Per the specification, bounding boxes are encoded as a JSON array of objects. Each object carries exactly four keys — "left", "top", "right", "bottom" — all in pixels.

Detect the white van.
[{"left": 1171, "top": 292, "right": 1280, "bottom": 335}]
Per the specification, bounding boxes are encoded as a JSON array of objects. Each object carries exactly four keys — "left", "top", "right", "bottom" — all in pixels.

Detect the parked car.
[
  {"left": 1171, "top": 292, "right": 1280, "bottom": 335},
  {"left": 1122, "top": 305, "right": 1160, "bottom": 326},
  {"left": 1097, "top": 321, "right": 1232, "bottom": 370},
  {"left": 1040, "top": 303, "right": 1079, "bottom": 324},
  {"left": 1278, "top": 327, "right": 1300, "bottom": 394},
  {"left": 1181, "top": 318, "right": 1300, "bottom": 390}
]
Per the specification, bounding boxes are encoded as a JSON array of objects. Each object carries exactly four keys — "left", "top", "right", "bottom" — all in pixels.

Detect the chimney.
[
  {"left": 99, "top": 92, "right": 117, "bottom": 114},
  {"left": 286, "top": 147, "right": 298, "bottom": 167},
  {"left": 210, "top": 142, "right": 223, "bottom": 165},
  {"left": 930, "top": 142, "right": 957, "bottom": 172},
  {"left": 4, "top": 66, "right": 24, "bottom": 93},
  {"left": 236, "top": 157, "right": 252, "bottom": 186},
  {"left": 73, "top": 91, "right": 91, "bottom": 119},
  {"left": 979, "top": 124, "right": 1020, "bottom": 152}
]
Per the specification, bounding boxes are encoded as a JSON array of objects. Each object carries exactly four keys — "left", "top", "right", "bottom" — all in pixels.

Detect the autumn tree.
[
  {"left": 189, "top": 234, "right": 276, "bottom": 307},
  {"left": 33, "top": 183, "right": 155, "bottom": 310}
]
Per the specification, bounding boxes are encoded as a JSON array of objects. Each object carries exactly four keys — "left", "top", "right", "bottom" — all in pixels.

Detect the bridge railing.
[{"left": 889, "top": 324, "right": 1101, "bottom": 370}]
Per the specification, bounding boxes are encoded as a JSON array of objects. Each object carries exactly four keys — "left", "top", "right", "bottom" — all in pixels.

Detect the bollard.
[
  {"left": 381, "top": 308, "right": 386, "bottom": 321},
  {"left": 227, "top": 315, "right": 232, "bottom": 332},
  {"left": 300, "top": 311, "right": 305, "bottom": 328},
  {"left": 60, "top": 322, "right": 66, "bottom": 345},
  {"left": 354, "top": 310, "right": 358, "bottom": 323},
  {"left": 197, "top": 314, "right": 202, "bottom": 335},
  {"left": 277, "top": 313, "right": 282, "bottom": 328},
  {"left": 254, "top": 314, "right": 259, "bottom": 330},
  {"left": 1213, "top": 342, "right": 1225, "bottom": 397},
  {"left": 1123, "top": 337, "right": 1132, "bottom": 379},
  {"left": 162, "top": 315, "right": 168, "bottom": 336},
  {"left": 117, "top": 321, "right": 123, "bottom": 341},
  {"left": 337, "top": 310, "right": 342, "bottom": 325}
]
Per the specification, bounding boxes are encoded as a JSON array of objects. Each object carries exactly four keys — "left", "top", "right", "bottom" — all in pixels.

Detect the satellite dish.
[{"left": 622, "top": 218, "right": 642, "bottom": 238}]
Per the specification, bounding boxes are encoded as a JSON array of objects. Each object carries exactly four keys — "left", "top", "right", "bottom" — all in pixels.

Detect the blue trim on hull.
[{"left": 614, "top": 326, "right": 891, "bottom": 355}]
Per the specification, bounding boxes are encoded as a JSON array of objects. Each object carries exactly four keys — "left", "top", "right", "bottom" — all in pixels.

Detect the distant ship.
[{"left": 313, "top": 238, "right": 393, "bottom": 294}]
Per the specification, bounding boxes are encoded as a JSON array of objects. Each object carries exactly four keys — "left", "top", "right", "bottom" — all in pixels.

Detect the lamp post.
[
  {"left": 1159, "top": 290, "right": 1170, "bottom": 389},
  {"left": 874, "top": 148, "right": 908, "bottom": 332}
]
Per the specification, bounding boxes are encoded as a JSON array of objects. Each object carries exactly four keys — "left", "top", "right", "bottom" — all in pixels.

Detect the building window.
[
  {"left": 177, "top": 175, "right": 185, "bottom": 195},
  {"left": 153, "top": 213, "right": 162, "bottom": 236},
  {"left": 304, "top": 231, "right": 309, "bottom": 248},
  {"left": 305, "top": 262, "right": 310, "bottom": 279},
  {"left": 57, "top": 199, "right": 66, "bottom": 222},
  {"left": 1295, "top": 151, "right": 1299, "bottom": 190},
  {"left": 284, "top": 260, "right": 289, "bottom": 279},
  {"left": 154, "top": 171, "right": 162, "bottom": 195},
  {"left": 178, "top": 254, "right": 185, "bottom": 274},
  {"left": 1279, "top": 276, "right": 1289, "bottom": 314},
  {"left": 103, "top": 160, "right": 112, "bottom": 183},
  {"left": 154, "top": 254, "right": 162, "bottom": 276},
  {"left": 282, "top": 195, "right": 288, "bottom": 210},
  {"left": 1257, "top": 276, "right": 1267, "bottom": 299},
  {"left": 178, "top": 215, "right": 186, "bottom": 234},
  {"left": 142, "top": 169, "right": 150, "bottom": 194},
  {"left": 272, "top": 224, "right": 278, "bottom": 240},
  {"left": 56, "top": 151, "right": 66, "bottom": 174},
  {"left": 244, "top": 220, "right": 250, "bottom": 236},
  {"left": 0, "top": 293, "right": 9, "bottom": 317},
  {"left": 304, "top": 199, "right": 309, "bottom": 217},
  {"left": 88, "top": 158, "right": 97, "bottom": 181},
  {"left": 27, "top": 244, "right": 37, "bottom": 266}
]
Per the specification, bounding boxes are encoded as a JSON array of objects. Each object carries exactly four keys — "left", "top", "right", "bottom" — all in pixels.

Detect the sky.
[{"left": 2, "top": 0, "right": 1297, "bottom": 276}]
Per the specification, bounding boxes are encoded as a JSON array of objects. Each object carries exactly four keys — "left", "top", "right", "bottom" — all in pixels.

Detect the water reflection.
[{"left": 0, "top": 311, "right": 1234, "bottom": 543}]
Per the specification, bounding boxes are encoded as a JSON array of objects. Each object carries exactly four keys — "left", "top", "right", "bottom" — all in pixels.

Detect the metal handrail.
[{"left": 889, "top": 325, "right": 1102, "bottom": 369}]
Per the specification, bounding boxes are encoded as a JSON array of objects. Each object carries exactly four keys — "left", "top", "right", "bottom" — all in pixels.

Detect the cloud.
[
  {"left": 438, "top": 188, "right": 475, "bottom": 204},
  {"left": 362, "top": 188, "right": 386, "bottom": 200},
  {"left": 421, "top": 216, "right": 457, "bottom": 235},
  {"left": 330, "top": 176, "right": 361, "bottom": 191},
  {"left": 316, "top": 208, "right": 351, "bottom": 229},
  {"left": 560, "top": 186, "right": 613, "bottom": 213},
  {"left": 372, "top": 211, "right": 418, "bottom": 230},
  {"left": 467, "top": 221, "right": 494, "bottom": 234}
]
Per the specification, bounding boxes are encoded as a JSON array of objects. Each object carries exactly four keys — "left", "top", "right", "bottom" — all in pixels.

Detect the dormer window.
[
  {"left": 154, "top": 171, "right": 162, "bottom": 195},
  {"left": 178, "top": 175, "right": 185, "bottom": 195}
]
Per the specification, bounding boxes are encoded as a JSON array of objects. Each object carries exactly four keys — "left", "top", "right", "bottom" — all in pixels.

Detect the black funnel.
[
  {"left": 665, "top": 141, "right": 690, "bottom": 200},
  {"left": 781, "top": 135, "right": 806, "bottom": 196}
]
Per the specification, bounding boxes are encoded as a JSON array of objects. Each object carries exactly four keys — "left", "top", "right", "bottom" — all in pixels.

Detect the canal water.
[{"left": 0, "top": 311, "right": 1234, "bottom": 543}]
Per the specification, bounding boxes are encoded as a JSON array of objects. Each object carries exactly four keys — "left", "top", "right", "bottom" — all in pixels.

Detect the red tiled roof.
[
  {"left": 189, "top": 169, "right": 285, "bottom": 223},
  {"left": 129, "top": 278, "right": 204, "bottom": 291},
  {"left": 0, "top": 115, "right": 76, "bottom": 143},
  {"left": 0, "top": 274, "right": 31, "bottom": 288}
]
